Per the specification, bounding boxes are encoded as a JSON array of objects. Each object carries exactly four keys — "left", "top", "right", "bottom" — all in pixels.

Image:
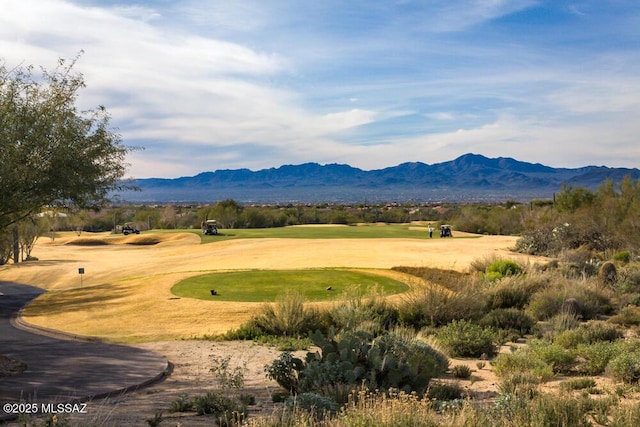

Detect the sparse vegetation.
[{"left": 11, "top": 176, "right": 640, "bottom": 425}]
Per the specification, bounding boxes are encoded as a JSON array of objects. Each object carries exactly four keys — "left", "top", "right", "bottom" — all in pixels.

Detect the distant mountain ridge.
[{"left": 120, "top": 153, "right": 640, "bottom": 203}]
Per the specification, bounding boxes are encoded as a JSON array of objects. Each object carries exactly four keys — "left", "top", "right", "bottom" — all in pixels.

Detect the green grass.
[
  {"left": 171, "top": 269, "right": 409, "bottom": 302},
  {"left": 163, "top": 223, "right": 478, "bottom": 243}
]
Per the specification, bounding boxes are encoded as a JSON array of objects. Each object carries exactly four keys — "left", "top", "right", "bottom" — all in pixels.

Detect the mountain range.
[{"left": 118, "top": 153, "right": 640, "bottom": 204}]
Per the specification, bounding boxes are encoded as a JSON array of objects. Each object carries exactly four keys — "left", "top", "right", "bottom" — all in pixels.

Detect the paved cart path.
[{"left": 0, "top": 282, "right": 167, "bottom": 418}]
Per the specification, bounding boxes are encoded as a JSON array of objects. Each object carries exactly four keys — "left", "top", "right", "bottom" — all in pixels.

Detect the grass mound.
[{"left": 171, "top": 269, "right": 409, "bottom": 302}]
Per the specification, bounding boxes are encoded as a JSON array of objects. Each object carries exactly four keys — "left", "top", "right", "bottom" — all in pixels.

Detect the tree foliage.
[
  {"left": 517, "top": 176, "right": 640, "bottom": 255},
  {"left": 0, "top": 54, "right": 135, "bottom": 231}
]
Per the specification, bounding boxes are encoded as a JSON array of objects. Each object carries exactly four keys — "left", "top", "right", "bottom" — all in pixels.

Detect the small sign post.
[{"left": 78, "top": 267, "right": 85, "bottom": 287}]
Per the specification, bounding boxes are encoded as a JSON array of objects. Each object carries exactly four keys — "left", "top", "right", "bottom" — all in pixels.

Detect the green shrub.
[
  {"left": 609, "top": 305, "right": 640, "bottom": 326},
  {"left": 560, "top": 378, "right": 596, "bottom": 392},
  {"left": 492, "top": 351, "right": 554, "bottom": 381},
  {"left": 575, "top": 341, "right": 622, "bottom": 375},
  {"left": 528, "top": 340, "right": 576, "bottom": 374},
  {"left": 486, "top": 260, "right": 523, "bottom": 277},
  {"left": 169, "top": 393, "right": 193, "bottom": 412},
  {"left": 548, "top": 310, "right": 582, "bottom": 333},
  {"left": 613, "top": 251, "right": 631, "bottom": 263},
  {"left": 480, "top": 308, "right": 535, "bottom": 335},
  {"left": 553, "top": 321, "right": 623, "bottom": 348},
  {"left": 284, "top": 392, "right": 338, "bottom": 421},
  {"left": 527, "top": 282, "right": 613, "bottom": 321},
  {"left": 606, "top": 349, "right": 640, "bottom": 384},
  {"left": 426, "top": 380, "right": 464, "bottom": 400},
  {"left": 264, "top": 351, "right": 304, "bottom": 394},
  {"left": 610, "top": 402, "right": 640, "bottom": 427},
  {"left": 526, "top": 288, "right": 565, "bottom": 320},
  {"left": 252, "top": 290, "right": 322, "bottom": 337},
  {"left": 497, "top": 372, "right": 540, "bottom": 398},
  {"left": 523, "top": 392, "right": 592, "bottom": 427},
  {"left": 210, "top": 355, "right": 246, "bottom": 391},
  {"left": 486, "top": 286, "right": 531, "bottom": 310},
  {"left": 192, "top": 391, "right": 247, "bottom": 422},
  {"left": 398, "top": 284, "right": 486, "bottom": 328},
  {"left": 451, "top": 364, "right": 472, "bottom": 379},
  {"left": 435, "top": 320, "right": 497, "bottom": 358},
  {"left": 326, "top": 286, "right": 398, "bottom": 332}
]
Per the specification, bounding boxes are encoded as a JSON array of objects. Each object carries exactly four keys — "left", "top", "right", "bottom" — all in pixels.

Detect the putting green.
[{"left": 171, "top": 269, "right": 409, "bottom": 302}]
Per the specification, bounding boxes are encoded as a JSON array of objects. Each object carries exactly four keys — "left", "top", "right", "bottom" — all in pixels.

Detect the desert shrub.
[
  {"left": 479, "top": 308, "right": 535, "bottom": 335},
  {"left": 573, "top": 286, "right": 614, "bottom": 320},
  {"left": 435, "top": 320, "right": 497, "bottom": 358},
  {"left": 450, "top": 364, "right": 472, "bottom": 379},
  {"left": 325, "top": 286, "right": 398, "bottom": 332},
  {"left": 526, "top": 280, "right": 613, "bottom": 321},
  {"left": 192, "top": 391, "right": 247, "bottom": 422},
  {"left": 169, "top": 393, "right": 194, "bottom": 412},
  {"left": 515, "top": 224, "right": 557, "bottom": 255},
  {"left": 219, "top": 323, "right": 263, "bottom": 341},
  {"left": 521, "top": 392, "right": 592, "bottom": 427},
  {"left": 575, "top": 341, "right": 623, "bottom": 375},
  {"left": 609, "top": 305, "right": 640, "bottom": 326},
  {"left": 526, "top": 288, "right": 566, "bottom": 320},
  {"left": 560, "top": 377, "right": 596, "bottom": 392},
  {"left": 252, "top": 290, "right": 322, "bottom": 337},
  {"left": 528, "top": 340, "right": 576, "bottom": 374},
  {"left": 264, "top": 351, "right": 304, "bottom": 394},
  {"left": 613, "top": 250, "right": 631, "bottom": 263},
  {"left": 497, "top": 372, "right": 540, "bottom": 398},
  {"left": 559, "top": 246, "right": 596, "bottom": 266},
  {"left": 210, "top": 355, "right": 246, "bottom": 391},
  {"left": 398, "top": 284, "right": 486, "bottom": 328},
  {"left": 617, "top": 265, "right": 640, "bottom": 293},
  {"left": 553, "top": 321, "right": 622, "bottom": 348},
  {"left": 486, "top": 286, "right": 531, "bottom": 310},
  {"left": 609, "top": 402, "right": 640, "bottom": 427},
  {"left": 606, "top": 349, "right": 640, "bottom": 384},
  {"left": 599, "top": 261, "right": 618, "bottom": 285},
  {"left": 486, "top": 259, "right": 523, "bottom": 278},
  {"left": 469, "top": 254, "right": 502, "bottom": 273},
  {"left": 284, "top": 392, "right": 338, "bottom": 421},
  {"left": 319, "top": 389, "right": 439, "bottom": 427},
  {"left": 426, "top": 381, "right": 465, "bottom": 400},
  {"left": 547, "top": 309, "right": 582, "bottom": 335},
  {"left": 492, "top": 350, "right": 554, "bottom": 381}
]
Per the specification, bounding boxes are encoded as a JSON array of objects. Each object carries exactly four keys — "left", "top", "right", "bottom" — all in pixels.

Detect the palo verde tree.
[{"left": 0, "top": 54, "right": 136, "bottom": 261}]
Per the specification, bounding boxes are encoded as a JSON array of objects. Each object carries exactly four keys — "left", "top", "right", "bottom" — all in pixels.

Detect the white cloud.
[{"left": 2, "top": 0, "right": 640, "bottom": 178}]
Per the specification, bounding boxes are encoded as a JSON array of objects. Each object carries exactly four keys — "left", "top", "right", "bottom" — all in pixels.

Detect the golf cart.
[
  {"left": 122, "top": 223, "right": 140, "bottom": 235},
  {"left": 202, "top": 219, "right": 218, "bottom": 235}
]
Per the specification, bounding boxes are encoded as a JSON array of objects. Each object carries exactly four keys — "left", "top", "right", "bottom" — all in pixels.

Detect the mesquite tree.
[{"left": 0, "top": 55, "right": 136, "bottom": 260}]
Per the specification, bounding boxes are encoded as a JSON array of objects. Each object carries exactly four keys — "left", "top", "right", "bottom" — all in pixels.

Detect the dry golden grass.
[{"left": 0, "top": 229, "right": 541, "bottom": 343}]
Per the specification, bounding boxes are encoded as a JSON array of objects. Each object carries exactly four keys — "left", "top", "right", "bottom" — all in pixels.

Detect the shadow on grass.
[{"left": 22, "top": 283, "right": 134, "bottom": 316}]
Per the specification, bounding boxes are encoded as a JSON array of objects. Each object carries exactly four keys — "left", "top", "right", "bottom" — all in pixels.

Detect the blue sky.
[{"left": 2, "top": 1, "right": 639, "bottom": 178}]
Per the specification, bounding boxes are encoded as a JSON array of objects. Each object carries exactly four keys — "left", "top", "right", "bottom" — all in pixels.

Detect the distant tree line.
[{"left": 516, "top": 176, "right": 640, "bottom": 256}]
